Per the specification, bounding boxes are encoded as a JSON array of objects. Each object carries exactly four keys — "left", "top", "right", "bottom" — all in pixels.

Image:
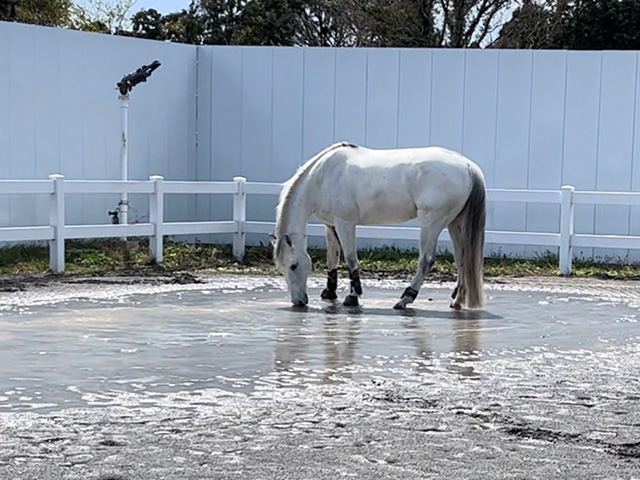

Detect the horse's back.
[
  {"left": 333, "top": 144, "right": 480, "bottom": 198},
  {"left": 313, "top": 144, "right": 480, "bottom": 225}
]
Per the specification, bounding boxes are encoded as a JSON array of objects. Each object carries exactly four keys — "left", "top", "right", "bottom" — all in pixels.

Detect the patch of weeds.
[
  {"left": 65, "top": 239, "right": 142, "bottom": 274},
  {"left": 2, "top": 240, "right": 640, "bottom": 279},
  {"left": 572, "top": 258, "right": 640, "bottom": 279},
  {"left": 0, "top": 243, "right": 49, "bottom": 274},
  {"left": 483, "top": 251, "right": 561, "bottom": 277},
  {"left": 358, "top": 246, "right": 419, "bottom": 274},
  {"left": 162, "top": 242, "right": 224, "bottom": 269},
  {"left": 72, "top": 251, "right": 112, "bottom": 268}
]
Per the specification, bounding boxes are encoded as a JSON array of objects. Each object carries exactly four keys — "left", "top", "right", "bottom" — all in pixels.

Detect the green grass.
[{"left": 1, "top": 239, "right": 639, "bottom": 280}]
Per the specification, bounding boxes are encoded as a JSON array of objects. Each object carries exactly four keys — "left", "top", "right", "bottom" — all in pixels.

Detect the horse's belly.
[{"left": 357, "top": 204, "right": 417, "bottom": 225}]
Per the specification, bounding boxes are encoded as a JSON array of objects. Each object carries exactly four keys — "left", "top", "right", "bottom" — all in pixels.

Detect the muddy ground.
[{"left": 0, "top": 274, "right": 639, "bottom": 479}]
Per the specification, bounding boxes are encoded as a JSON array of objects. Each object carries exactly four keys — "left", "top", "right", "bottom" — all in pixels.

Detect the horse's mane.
[{"left": 275, "top": 142, "right": 356, "bottom": 255}]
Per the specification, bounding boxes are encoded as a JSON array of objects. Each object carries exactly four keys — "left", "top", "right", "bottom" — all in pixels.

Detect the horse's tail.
[{"left": 460, "top": 165, "right": 486, "bottom": 309}]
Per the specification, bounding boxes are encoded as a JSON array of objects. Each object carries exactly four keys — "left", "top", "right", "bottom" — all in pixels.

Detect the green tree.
[
  {"left": 0, "top": 0, "right": 72, "bottom": 26},
  {"left": 70, "top": 0, "right": 137, "bottom": 33},
  {"left": 131, "top": 4, "right": 203, "bottom": 43},
  {"left": 130, "top": 7, "right": 164, "bottom": 39},
  {"left": 434, "top": 0, "right": 514, "bottom": 47},
  {"left": 93, "top": 0, "right": 518, "bottom": 48},
  {"left": 355, "top": 0, "right": 438, "bottom": 47},
  {"left": 295, "top": 0, "right": 358, "bottom": 46},
  {"left": 296, "top": 0, "right": 513, "bottom": 48},
  {"left": 236, "top": 0, "right": 303, "bottom": 45},
  {"left": 558, "top": 0, "right": 640, "bottom": 50},
  {"left": 495, "top": 0, "right": 640, "bottom": 50},
  {"left": 195, "top": 0, "right": 244, "bottom": 44},
  {"left": 491, "top": 0, "right": 563, "bottom": 48}
]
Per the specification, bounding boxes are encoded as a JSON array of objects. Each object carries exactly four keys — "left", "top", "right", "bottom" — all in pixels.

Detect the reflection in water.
[
  {"left": 272, "top": 303, "right": 485, "bottom": 383},
  {"left": 273, "top": 315, "right": 310, "bottom": 372},
  {"left": 323, "top": 317, "right": 360, "bottom": 383},
  {"left": 401, "top": 319, "right": 433, "bottom": 375},
  {"left": 450, "top": 313, "right": 482, "bottom": 378}
]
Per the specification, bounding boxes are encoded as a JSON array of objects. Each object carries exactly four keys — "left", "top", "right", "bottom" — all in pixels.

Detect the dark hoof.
[
  {"left": 321, "top": 288, "right": 338, "bottom": 300},
  {"left": 343, "top": 295, "right": 359, "bottom": 306},
  {"left": 393, "top": 301, "right": 407, "bottom": 310}
]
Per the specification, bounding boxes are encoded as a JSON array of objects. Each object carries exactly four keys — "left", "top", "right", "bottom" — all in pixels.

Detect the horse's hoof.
[
  {"left": 393, "top": 301, "right": 407, "bottom": 310},
  {"left": 321, "top": 288, "right": 338, "bottom": 300},
  {"left": 343, "top": 295, "right": 359, "bottom": 306},
  {"left": 449, "top": 301, "right": 462, "bottom": 310}
]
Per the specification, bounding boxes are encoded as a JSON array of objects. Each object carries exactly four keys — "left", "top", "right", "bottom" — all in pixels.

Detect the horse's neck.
[{"left": 282, "top": 180, "right": 314, "bottom": 236}]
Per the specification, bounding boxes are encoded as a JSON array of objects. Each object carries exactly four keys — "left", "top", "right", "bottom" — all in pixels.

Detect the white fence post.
[
  {"left": 149, "top": 175, "right": 164, "bottom": 263},
  {"left": 233, "top": 176, "right": 247, "bottom": 261},
  {"left": 48, "top": 174, "right": 65, "bottom": 273},
  {"left": 560, "top": 185, "right": 575, "bottom": 275}
]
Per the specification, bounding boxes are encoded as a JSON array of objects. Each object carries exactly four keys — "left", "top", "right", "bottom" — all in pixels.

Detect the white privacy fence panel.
[
  {"left": 199, "top": 46, "right": 640, "bottom": 261},
  {"left": 2, "top": 19, "right": 640, "bottom": 262},
  {"left": 0, "top": 21, "right": 197, "bottom": 231}
]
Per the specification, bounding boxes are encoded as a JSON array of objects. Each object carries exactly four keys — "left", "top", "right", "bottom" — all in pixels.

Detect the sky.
[
  {"left": 132, "top": 0, "right": 191, "bottom": 14},
  {"left": 75, "top": 0, "right": 192, "bottom": 15}
]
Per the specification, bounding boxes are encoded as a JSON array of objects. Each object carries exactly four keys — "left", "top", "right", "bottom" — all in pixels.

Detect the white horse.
[{"left": 270, "top": 142, "right": 486, "bottom": 310}]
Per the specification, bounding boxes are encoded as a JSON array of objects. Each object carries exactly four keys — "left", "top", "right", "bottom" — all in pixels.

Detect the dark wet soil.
[
  {"left": 0, "top": 272, "right": 203, "bottom": 293},
  {"left": 3, "top": 268, "right": 639, "bottom": 295}
]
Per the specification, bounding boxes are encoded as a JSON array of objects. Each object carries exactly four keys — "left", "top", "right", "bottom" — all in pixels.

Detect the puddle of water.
[{"left": 0, "top": 281, "right": 638, "bottom": 412}]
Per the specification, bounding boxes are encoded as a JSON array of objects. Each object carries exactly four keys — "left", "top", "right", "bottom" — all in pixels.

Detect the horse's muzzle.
[{"left": 292, "top": 293, "right": 308, "bottom": 307}]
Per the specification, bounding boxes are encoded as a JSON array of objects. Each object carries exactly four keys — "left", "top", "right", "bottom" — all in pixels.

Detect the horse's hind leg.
[
  {"left": 394, "top": 213, "right": 443, "bottom": 310},
  {"left": 321, "top": 225, "right": 341, "bottom": 301},
  {"left": 334, "top": 220, "right": 361, "bottom": 306},
  {"left": 448, "top": 219, "right": 466, "bottom": 310}
]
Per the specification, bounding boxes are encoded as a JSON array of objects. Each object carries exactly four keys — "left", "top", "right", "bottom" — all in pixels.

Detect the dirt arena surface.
[{"left": 0, "top": 274, "right": 638, "bottom": 479}]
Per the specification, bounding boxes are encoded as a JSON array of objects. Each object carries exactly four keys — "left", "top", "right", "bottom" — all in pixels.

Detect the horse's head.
[{"left": 270, "top": 233, "right": 312, "bottom": 307}]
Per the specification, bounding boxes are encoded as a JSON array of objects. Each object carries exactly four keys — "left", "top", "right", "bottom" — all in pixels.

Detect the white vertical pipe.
[
  {"left": 149, "top": 175, "right": 164, "bottom": 263},
  {"left": 560, "top": 185, "right": 575, "bottom": 275},
  {"left": 233, "top": 176, "right": 247, "bottom": 260},
  {"left": 119, "top": 94, "right": 129, "bottom": 227},
  {"left": 49, "top": 174, "right": 65, "bottom": 273}
]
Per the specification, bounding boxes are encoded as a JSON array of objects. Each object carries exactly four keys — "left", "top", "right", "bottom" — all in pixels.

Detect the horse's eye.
[{"left": 290, "top": 263, "right": 298, "bottom": 271}]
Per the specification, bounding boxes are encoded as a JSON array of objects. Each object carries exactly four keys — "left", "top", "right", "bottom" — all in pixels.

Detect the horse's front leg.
[
  {"left": 334, "top": 220, "right": 362, "bottom": 306},
  {"left": 321, "top": 225, "right": 341, "bottom": 301}
]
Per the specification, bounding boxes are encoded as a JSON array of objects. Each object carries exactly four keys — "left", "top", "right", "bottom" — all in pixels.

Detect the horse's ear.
[
  {"left": 284, "top": 234, "right": 292, "bottom": 247},
  {"left": 269, "top": 234, "right": 277, "bottom": 248}
]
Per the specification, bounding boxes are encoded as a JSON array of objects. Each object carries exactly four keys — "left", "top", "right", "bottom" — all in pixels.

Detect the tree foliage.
[
  {"left": 4, "top": 0, "right": 640, "bottom": 51},
  {"left": 237, "top": 0, "right": 303, "bottom": 45},
  {"left": 70, "top": 0, "right": 137, "bottom": 33},
  {"left": 293, "top": 0, "right": 509, "bottom": 47},
  {"left": 127, "top": 0, "right": 512, "bottom": 47},
  {"left": 0, "top": 0, "right": 72, "bottom": 26},
  {"left": 495, "top": 0, "right": 640, "bottom": 50}
]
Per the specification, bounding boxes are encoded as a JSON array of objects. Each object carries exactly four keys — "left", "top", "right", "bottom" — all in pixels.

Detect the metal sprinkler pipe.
[{"left": 114, "top": 60, "right": 162, "bottom": 229}]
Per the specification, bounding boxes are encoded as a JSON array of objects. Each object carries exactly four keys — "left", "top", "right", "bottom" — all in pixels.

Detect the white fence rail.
[{"left": 2, "top": 175, "right": 640, "bottom": 275}]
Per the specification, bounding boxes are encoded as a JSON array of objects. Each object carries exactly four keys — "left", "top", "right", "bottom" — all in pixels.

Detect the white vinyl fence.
[{"left": 2, "top": 176, "right": 640, "bottom": 275}]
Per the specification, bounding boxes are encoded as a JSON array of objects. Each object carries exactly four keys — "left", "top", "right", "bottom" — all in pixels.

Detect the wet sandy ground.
[{"left": 0, "top": 275, "right": 639, "bottom": 479}]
